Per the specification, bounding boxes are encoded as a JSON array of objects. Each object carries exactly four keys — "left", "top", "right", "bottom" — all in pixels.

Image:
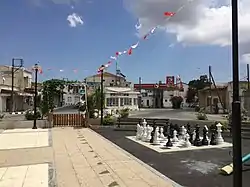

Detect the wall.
[{"left": 64, "top": 93, "right": 81, "bottom": 105}]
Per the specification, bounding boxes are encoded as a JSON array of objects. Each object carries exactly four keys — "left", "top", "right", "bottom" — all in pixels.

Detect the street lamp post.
[
  {"left": 231, "top": 0, "right": 242, "bottom": 186},
  {"left": 11, "top": 58, "right": 23, "bottom": 113},
  {"left": 32, "top": 63, "right": 39, "bottom": 129},
  {"left": 100, "top": 65, "right": 105, "bottom": 125}
]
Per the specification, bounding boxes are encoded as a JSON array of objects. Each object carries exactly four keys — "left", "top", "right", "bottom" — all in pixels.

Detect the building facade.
[
  {"left": 104, "top": 87, "right": 139, "bottom": 112},
  {"left": 0, "top": 66, "right": 33, "bottom": 112},
  {"left": 63, "top": 83, "right": 85, "bottom": 106}
]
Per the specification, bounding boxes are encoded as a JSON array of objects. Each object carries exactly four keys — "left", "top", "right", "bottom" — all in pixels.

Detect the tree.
[
  {"left": 170, "top": 96, "right": 183, "bottom": 109},
  {"left": 186, "top": 75, "right": 211, "bottom": 103},
  {"left": 92, "top": 88, "right": 105, "bottom": 110},
  {"left": 40, "top": 79, "right": 65, "bottom": 114}
]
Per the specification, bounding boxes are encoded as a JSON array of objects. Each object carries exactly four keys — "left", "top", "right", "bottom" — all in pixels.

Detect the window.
[
  {"left": 110, "top": 83, "right": 114, "bottom": 86},
  {"left": 106, "top": 98, "right": 118, "bottom": 106},
  {"left": 120, "top": 98, "right": 124, "bottom": 106},
  {"left": 133, "top": 98, "right": 137, "bottom": 105},
  {"left": 129, "top": 98, "right": 132, "bottom": 105},
  {"left": 67, "top": 97, "right": 72, "bottom": 102}
]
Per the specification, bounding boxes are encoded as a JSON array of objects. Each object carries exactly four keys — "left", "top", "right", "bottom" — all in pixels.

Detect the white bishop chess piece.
[
  {"left": 136, "top": 124, "right": 141, "bottom": 140},
  {"left": 184, "top": 134, "right": 192, "bottom": 147},
  {"left": 146, "top": 125, "right": 153, "bottom": 142},
  {"left": 153, "top": 127, "right": 160, "bottom": 145},
  {"left": 172, "top": 130, "right": 179, "bottom": 142},
  {"left": 159, "top": 127, "right": 165, "bottom": 140}
]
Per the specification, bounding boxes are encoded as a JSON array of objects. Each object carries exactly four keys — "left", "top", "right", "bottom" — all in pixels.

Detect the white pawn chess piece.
[
  {"left": 136, "top": 124, "right": 141, "bottom": 140},
  {"left": 153, "top": 127, "right": 160, "bottom": 144},
  {"left": 146, "top": 125, "right": 152, "bottom": 142},
  {"left": 172, "top": 130, "right": 179, "bottom": 142},
  {"left": 159, "top": 127, "right": 165, "bottom": 140},
  {"left": 184, "top": 134, "right": 192, "bottom": 147},
  {"left": 216, "top": 123, "right": 224, "bottom": 145}
]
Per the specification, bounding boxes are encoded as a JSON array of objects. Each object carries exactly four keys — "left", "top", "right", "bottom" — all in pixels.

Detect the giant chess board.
[{"left": 126, "top": 136, "right": 232, "bottom": 153}]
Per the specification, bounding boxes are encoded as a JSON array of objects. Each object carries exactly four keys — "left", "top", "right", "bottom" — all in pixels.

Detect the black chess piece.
[
  {"left": 210, "top": 129, "right": 217, "bottom": 145},
  {"left": 150, "top": 120, "right": 156, "bottom": 143},
  {"left": 174, "top": 124, "right": 180, "bottom": 134},
  {"left": 193, "top": 125, "right": 202, "bottom": 146},
  {"left": 165, "top": 135, "right": 173, "bottom": 147},
  {"left": 163, "top": 120, "right": 169, "bottom": 136},
  {"left": 189, "top": 130, "right": 194, "bottom": 144},
  {"left": 202, "top": 126, "right": 209, "bottom": 145},
  {"left": 170, "top": 123, "right": 174, "bottom": 138},
  {"left": 186, "top": 123, "right": 191, "bottom": 134}
]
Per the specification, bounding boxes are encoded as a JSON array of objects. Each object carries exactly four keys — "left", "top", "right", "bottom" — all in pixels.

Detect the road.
[
  {"left": 129, "top": 108, "right": 226, "bottom": 121},
  {"left": 53, "top": 105, "right": 79, "bottom": 114}
]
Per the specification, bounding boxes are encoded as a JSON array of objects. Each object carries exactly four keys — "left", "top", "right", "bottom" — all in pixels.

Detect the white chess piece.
[
  {"left": 153, "top": 127, "right": 160, "bottom": 144},
  {"left": 184, "top": 134, "right": 192, "bottom": 147},
  {"left": 159, "top": 127, "right": 165, "bottom": 140},
  {"left": 139, "top": 126, "right": 144, "bottom": 140},
  {"left": 146, "top": 125, "right": 152, "bottom": 141},
  {"left": 172, "top": 130, "right": 179, "bottom": 142},
  {"left": 192, "top": 130, "right": 196, "bottom": 142},
  {"left": 216, "top": 123, "right": 224, "bottom": 145},
  {"left": 136, "top": 124, "right": 141, "bottom": 140},
  {"left": 142, "top": 119, "right": 147, "bottom": 128},
  {"left": 182, "top": 128, "right": 187, "bottom": 140},
  {"left": 142, "top": 125, "right": 148, "bottom": 142}
]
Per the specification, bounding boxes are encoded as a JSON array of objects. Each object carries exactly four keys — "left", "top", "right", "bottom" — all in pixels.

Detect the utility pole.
[
  {"left": 100, "top": 65, "right": 105, "bottom": 125},
  {"left": 32, "top": 63, "right": 39, "bottom": 129},
  {"left": 208, "top": 65, "right": 212, "bottom": 113},
  {"left": 231, "top": 0, "right": 242, "bottom": 186},
  {"left": 138, "top": 77, "right": 142, "bottom": 110},
  {"left": 11, "top": 58, "right": 23, "bottom": 113},
  {"left": 247, "top": 64, "right": 249, "bottom": 90}
]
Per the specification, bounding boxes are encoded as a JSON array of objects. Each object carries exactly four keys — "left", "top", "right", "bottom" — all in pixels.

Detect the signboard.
[
  {"left": 166, "top": 76, "right": 175, "bottom": 86},
  {"left": 79, "top": 89, "right": 85, "bottom": 95}
]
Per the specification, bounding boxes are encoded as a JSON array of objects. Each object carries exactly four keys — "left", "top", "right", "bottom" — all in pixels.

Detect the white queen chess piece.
[
  {"left": 216, "top": 123, "right": 224, "bottom": 145},
  {"left": 153, "top": 127, "right": 160, "bottom": 145}
]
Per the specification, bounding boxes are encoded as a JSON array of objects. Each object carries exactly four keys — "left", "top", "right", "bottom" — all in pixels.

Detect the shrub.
[
  {"left": 209, "top": 121, "right": 228, "bottom": 132},
  {"left": 103, "top": 114, "right": 115, "bottom": 126},
  {"left": 196, "top": 112, "right": 207, "bottom": 120},
  {"left": 0, "top": 114, "right": 5, "bottom": 120},
  {"left": 170, "top": 96, "right": 183, "bottom": 109},
  {"left": 119, "top": 108, "right": 130, "bottom": 118},
  {"left": 25, "top": 109, "right": 41, "bottom": 120}
]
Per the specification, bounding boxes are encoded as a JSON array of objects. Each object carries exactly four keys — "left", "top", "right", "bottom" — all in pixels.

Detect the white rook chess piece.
[
  {"left": 216, "top": 123, "right": 224, "bottom": 145},
  {"left": 136, "top": 124, "right": 141, "bottom": 140},
  {"left": 153, "top": 127, "right": 160, "bottom": 144}
]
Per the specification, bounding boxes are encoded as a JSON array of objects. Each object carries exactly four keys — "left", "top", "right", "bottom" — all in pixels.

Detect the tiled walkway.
[
  {"left": 53, "top": 128, "right": 174, "bottom": 187},
  {"left": 0, "top": 127, "right": 176, "bottom": 187}
]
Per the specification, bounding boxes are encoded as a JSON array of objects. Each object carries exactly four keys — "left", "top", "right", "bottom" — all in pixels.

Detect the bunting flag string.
[
  {"left": 96, "top": 0, "right": 195, "bottom": 73},
  {"left": 26, "top": 67, "right": 81, "bottom": 75}
]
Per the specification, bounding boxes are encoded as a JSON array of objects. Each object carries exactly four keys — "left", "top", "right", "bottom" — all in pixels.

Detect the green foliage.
[
  {"left": 196, "top": 112, "right": 208, "bottom": 120},
  {"left": 119, "top": 108, "right": 130, "bottom": 118},
  {"left": 25, "top": 109, "right": 41, "bottom": 120},
  {"left": 187, "top": 75, "right": 211, "bottom": 103},
  {"left": 170, "top": 96, "right": 183, "bottom": 109},
  {"left": 103, "top": 114, "right": 115, "bottom": 126},
  {"left": 93, "top": 88, "right": 105, "bottom": 110},
  {"left": 41, "top": 79, "right": 65, "bottom": 112},
  {"left": 209, "top": 121, "right": 228, "bottom": 132}
]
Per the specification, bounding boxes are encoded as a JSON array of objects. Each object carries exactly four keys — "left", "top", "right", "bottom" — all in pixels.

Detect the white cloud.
[
  {"left": 67, "top": 13, "right": 84, "bottom": 27},
  {"left": 123, "top": 0, "right": 250, "bottom": 62}
]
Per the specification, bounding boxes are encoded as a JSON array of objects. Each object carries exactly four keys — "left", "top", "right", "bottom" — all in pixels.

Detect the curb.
[
  {"left": 8, "top": 111, "right": 25, "bottom": 115},
  {"left": 89, "top": 128, "right": 184, "bottom": 187}
]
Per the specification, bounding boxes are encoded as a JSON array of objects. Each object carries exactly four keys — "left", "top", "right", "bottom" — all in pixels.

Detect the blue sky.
[{"left": 0, "top": 0, "right": 247, "bottom": 84}]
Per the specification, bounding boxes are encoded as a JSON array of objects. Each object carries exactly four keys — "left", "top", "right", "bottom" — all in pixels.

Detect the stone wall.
[{"left": 0, "top": 120, "right": 51, "bottom": 129}]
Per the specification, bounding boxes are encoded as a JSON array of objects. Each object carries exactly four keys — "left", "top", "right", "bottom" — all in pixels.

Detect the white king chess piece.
[
  {"left": 216, "top": 123, "right": 224, "bottom": 145},
  {"left": 153, "top": 127, "right": 160, "bottom": 145}
]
